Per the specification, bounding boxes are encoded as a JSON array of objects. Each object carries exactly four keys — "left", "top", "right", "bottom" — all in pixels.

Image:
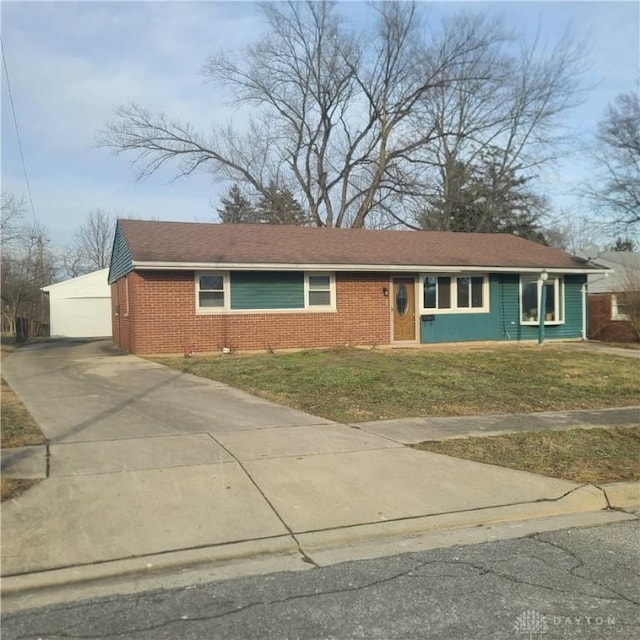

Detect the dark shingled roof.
[{"left": 117, "top": 219, "right": 593, "bottom": 270}]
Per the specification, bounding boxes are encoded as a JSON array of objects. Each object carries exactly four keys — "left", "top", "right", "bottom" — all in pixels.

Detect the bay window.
[{"left": 520, "top": 275, "right": 564, "bottom": 324}]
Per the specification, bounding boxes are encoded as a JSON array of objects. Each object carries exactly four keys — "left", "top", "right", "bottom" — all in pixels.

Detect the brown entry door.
[{"left": 392, "top": 278, "right": 416, "bottom": 341}]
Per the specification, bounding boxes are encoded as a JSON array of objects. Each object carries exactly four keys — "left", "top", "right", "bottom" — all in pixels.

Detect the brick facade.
[
  {"left": 111, "top": 271, "right": 392, "bottom": 354},
  {"left": 588, "top": 293, "right": 637, "bottom": 343}
]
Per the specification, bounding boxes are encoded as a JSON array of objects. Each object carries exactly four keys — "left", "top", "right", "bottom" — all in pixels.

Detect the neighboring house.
[
  {"left": 108, "top": 220, "right": 604, "bottom": 355},
  {"left": 41, "top": 269, "right": 111, "bottom": 338},
  {"left": 583, "top": 251, "right": 640, "bottom": 343}
]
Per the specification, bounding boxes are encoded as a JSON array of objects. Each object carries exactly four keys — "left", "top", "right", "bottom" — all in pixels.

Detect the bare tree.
[
  {"left": 63, "top": 209, "right": 116, "bottom": 277},
  {"left": 543, "top": 212, "right": 600, "bottom": 254},
  {"left": 102, "top": 2, "right": 587, "bottom": 231},
  {"left": 412, "top": 15, "right": 587, "bottom": 231},
  {"left": 102, "top": 2, "right": 520, "bottom": 228},
  {"left": 1, "top": 223, "right": 55, "bottom": 334},
  {"left": 582, "top": 91, "right": 640, "bottom": 233},
  {"left": 1, "top": 191, "right": 26, "bottom": 247},
  {"left": 618, "top": 267, "right": 640, "bottom": 342}
]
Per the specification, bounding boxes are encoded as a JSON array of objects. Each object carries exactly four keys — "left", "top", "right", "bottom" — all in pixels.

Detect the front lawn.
[
  {"left": 412, "top": 426, "right": 640, "bottom": 483},
  {"left": 155, "top": 346, "right": 640, "bottom": 423}
]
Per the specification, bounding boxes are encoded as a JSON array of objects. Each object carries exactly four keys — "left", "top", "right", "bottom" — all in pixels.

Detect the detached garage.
[{"left": 41, "top": 269, "right": 111, "bottom": 338}]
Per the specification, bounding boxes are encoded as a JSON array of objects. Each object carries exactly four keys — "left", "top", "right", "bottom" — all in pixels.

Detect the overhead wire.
[{"left": 1, "top": 34, "right": 38, "bottom": 224}]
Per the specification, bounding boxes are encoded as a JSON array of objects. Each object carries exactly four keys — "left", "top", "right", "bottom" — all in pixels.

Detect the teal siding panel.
[
  {"left": 108, "top": 224, "right": 134, "bottom": 284},
  {"left": 420, "top": 274, "right": 586, "bottom": 343},
  {"left": 230, "top": 271, "right": 304, "bottom": 310}
]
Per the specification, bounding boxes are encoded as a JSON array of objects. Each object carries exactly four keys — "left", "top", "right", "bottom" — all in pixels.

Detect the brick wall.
[
  {"left": 588, "top": 293, "right": 637, "bottom": 342},
  {"left": 113, "top": 270, "right": 392, "bottom": 354}
]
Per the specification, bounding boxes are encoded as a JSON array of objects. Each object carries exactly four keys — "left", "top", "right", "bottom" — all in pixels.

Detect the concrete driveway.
[{"left": 1, "top": 339, "right": 625, "bottom": 588}]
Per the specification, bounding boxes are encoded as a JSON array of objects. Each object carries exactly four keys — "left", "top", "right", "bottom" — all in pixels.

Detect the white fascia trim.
[{"left": 132, "top": 261, "right": 607, "bottom": 275}]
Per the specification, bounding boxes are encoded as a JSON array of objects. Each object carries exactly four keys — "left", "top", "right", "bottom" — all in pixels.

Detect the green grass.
[
  {"left": 412, "top": 426, "right": 640, "bottom": 484},
  {"left": 155, "top": 346, "right": 640, "bottom": 423}
]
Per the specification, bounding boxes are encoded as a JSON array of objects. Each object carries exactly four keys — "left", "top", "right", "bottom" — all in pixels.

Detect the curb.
[
  {"left": 4, "top": 483, "right": 638, "bottom": 612},
  {"left": 297, "top": 484, "right": 610, "bottom": 552},
  {"left": 0, "top": 536, "right": 299, "bottom": 598},
  {"left": 600, "top": 481, "right": 640, "bottom": 510}
]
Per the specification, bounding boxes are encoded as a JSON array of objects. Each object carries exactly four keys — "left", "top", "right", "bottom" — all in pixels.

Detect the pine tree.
[
  {"left": 217, "top": 184, "right": 258, "bottom": 224},
  {"left": 256, "top": 182, "right": 309, "bottom": 226}
]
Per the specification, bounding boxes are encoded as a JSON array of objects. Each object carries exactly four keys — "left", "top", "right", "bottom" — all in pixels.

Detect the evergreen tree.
[
  {"left": 256, "top": 182, "right": 308, "bottom": 226},
  {"left": 419, "top": 156, "right": 547, "bottom": 242},
  {"left": 217, "top": 184, "right": 258, "bottom": 224}
]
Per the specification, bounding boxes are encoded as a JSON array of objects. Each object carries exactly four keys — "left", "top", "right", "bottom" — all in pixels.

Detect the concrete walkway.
[
  {"left": 555, "top": 341, "right": 640, "bottom": 359},
  {"left": 354, "top": 406, "right": 640, "bottom": 444},
  {"left": 1, "top": 339, "right": 638, "bottom": 610}
]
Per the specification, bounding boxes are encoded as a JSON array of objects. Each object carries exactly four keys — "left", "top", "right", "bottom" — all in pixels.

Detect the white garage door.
[{"left": 50, "top": 297, "right": 112, "bottom": 338}]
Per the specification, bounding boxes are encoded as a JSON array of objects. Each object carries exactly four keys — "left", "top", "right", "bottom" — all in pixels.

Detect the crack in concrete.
[{"left": 206, "top": 433, "right": 320, "bottom": 570}]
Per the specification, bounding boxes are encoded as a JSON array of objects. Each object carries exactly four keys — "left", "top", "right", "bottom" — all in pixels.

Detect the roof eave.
[{"left": 130, "top": 260, "right": 607, "bottom": 274}]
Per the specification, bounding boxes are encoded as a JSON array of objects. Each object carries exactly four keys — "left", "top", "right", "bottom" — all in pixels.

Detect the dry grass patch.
[
  {"left": 1, "top": 375, "right": 46, "bottom": 501},
  {"left": 156, "top": 346, "right": 640, "bottom": 423},
  {"left": 412, "top": 426, "right": 640, "bottom": 484},
  {"left": 1, "top": 378, "right": 46, "bottom": 448},
  {"left": 1, "top": 477, "right": 38, "bottom": 502}
]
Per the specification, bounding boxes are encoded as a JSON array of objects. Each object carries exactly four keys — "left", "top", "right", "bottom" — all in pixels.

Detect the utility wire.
[{"left": 1, "top": 34, "right": 38, "bottom": 224}]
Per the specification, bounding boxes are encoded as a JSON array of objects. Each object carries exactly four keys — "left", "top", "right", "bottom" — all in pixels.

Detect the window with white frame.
[
  {"left": 520, "top": 275, "right": 564, "bottom": 324},
  {"left": 612, "top": 294, "right": 629, "bottom": 320},
  {"left": 305, "top": 273, "right": 335, "bottom": 309},
  {"left": 421, "top": 275, "right": 488, "bottom": 313},
  {"left": 196, "top": 272, "right": 228, "bottom": 311}
]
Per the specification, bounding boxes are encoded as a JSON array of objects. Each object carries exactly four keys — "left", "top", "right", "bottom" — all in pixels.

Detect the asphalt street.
[{"left": 3, "top": 520, "right": 638, "bottom": 640}]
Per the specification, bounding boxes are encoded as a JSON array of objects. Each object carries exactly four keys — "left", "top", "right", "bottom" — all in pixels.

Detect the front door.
[{"left": 392, "top": 277, "right": 416, "bottom": 342}]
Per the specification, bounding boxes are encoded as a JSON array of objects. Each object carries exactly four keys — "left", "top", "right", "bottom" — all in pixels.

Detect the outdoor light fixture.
[
  {"left": 382, "top": 287, "right": 389, "bottom": 297},
  {"left": 539, "top": 269, "right": 549, "bottom": 282}
]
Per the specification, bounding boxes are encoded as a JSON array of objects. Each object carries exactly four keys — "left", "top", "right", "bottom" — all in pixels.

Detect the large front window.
[
  {"left": 421, "top": 275, "right": 488, "bottom": 313},
  {"left": 520, "top": 275, "right": 564, "bottom": 324}
]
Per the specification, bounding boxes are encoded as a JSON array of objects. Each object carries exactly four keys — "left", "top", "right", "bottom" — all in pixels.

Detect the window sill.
[
  {"left": 419, "top": 308, "right": 490, "bottom": 315},
  {"left": 520, "top": 321, "right": 565, "bottom": 326},
  {"left": 196, "top": 307, "right": 337, "bottom": 315}
]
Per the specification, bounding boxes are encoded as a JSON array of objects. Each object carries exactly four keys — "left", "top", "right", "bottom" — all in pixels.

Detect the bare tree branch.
[{"left": 101, "top": 1, "right": 588, "bottom": 231}]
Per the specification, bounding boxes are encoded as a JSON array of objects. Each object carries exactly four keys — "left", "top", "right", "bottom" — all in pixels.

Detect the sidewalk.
[
  {"left": 3, "top": 405, "right": 638, "bottom": 613},
  {"left": 353, "top": 406, "right": 640, "bottom": 444}
]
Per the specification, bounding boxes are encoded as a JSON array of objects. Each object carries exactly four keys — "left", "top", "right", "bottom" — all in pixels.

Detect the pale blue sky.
[{"left": 2, "top": 1, "right": 639, "bottom": 246}]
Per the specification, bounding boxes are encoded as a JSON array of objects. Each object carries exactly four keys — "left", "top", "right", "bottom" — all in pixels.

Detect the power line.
[{"left": 1, "top": 34, "right": 38, "bottom": 224}]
